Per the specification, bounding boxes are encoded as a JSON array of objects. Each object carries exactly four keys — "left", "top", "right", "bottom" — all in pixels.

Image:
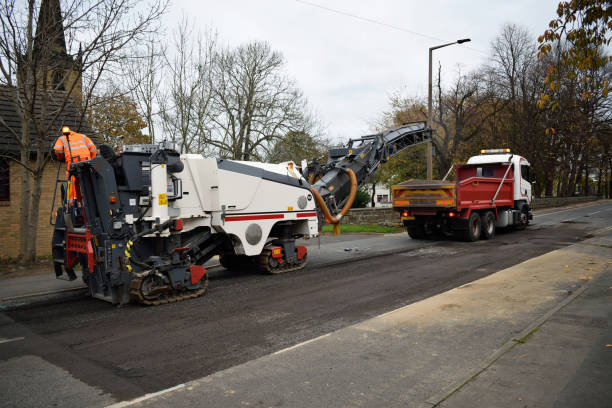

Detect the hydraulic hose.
[{"left": 311, "top": 168, "right": 358, "bottom": 236}]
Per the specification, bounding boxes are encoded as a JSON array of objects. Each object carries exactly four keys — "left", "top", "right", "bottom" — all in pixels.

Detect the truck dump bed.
[
  {"left": 392, "top": 162, "right": 514, "bottom": 212},
  {"left": 392, "top": 179, "right": 457, "bottom": 208}
]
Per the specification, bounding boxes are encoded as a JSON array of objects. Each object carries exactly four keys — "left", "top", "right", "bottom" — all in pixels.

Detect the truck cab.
[{"left": 466, "top": 150, "right": 533, "bottom": 207}]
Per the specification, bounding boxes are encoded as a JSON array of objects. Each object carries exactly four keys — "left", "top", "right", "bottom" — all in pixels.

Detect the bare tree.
[
  {"left": 208, "top": 41, "right": 307, "bottom": 161},
  {"left": 433, "top": 64, "right": 506, "bottom": 171},
  {"left": 0, "top": 0, "right": 166, "bottom": 262},
  {"left": 158, "top": 18, "right": 216, "bottom": 154},
  {"left": 125, "top": 36, "right": 165, "bottom": 143}
]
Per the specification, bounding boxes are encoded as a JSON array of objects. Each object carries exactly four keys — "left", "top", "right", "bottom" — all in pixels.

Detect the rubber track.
[
  {"left": 129, "top": 276, "right": 208, "bottom": 306},
  {"left": 257, "top": 248, "right": 308, "bottom": 274}
]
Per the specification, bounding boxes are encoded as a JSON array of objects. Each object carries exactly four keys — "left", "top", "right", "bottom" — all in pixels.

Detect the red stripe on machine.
[
  {"left": 297, "top": 212, "right": 317, "bottom": 218},
  {"left": 225, "top": 214, "right": 285, "bottom": 221}
]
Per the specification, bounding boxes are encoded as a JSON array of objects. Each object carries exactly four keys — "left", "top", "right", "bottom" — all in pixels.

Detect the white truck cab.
[{"left": 466, "top": 149, "right": 533, "bottom": 206}]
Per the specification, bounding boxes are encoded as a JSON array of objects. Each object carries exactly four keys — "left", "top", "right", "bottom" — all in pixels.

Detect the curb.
[
  {"left": 417, "top": 282, "right": 591, "bottom": 408},
  {"left": 0, "top": 262, "right": 223, "bottom": 307},
  {"left": 1, "top": 286, "right": 87, "bottom": 302}
]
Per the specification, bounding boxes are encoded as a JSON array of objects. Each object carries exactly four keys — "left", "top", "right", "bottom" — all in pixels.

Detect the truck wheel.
[
  {"left": 480, "top": 211, "right": 495, "bottom": 240},
  {"left": 407, "top": 225, "right": 426, "bottom": 239},
  {"left": 515, "top": 202, "right": 530, "bottom": 230},
  {"left": 464, "top": 212, "right": 481, "bottom": 242}
]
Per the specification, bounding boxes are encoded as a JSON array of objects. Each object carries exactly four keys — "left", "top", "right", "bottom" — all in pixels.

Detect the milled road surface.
[{"left": 0, "top": 201, "right": 611, "bottom": 405}]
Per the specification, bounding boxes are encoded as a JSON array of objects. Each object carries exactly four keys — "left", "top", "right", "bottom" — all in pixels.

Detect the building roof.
[
  {"left": 0, "top": 85, "right": 95, "bottom": 155},
  {"left": 35, "top": 0, "right": 67, "bottom": 59}
]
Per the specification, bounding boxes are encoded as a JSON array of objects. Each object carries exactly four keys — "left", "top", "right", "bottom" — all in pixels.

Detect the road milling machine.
[{"left": 51, "top": 122, "right": 431, "bottom": 305}]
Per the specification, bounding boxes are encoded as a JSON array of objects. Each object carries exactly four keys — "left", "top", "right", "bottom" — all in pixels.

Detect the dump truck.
[
  {"left": 51, "top": 122, "right": 431, "bottom": 305},
  {"left": 392, "top": 149, "right": 534, "bottom": 241}
]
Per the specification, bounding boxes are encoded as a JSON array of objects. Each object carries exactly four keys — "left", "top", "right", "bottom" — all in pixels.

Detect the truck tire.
[
  {"left": 407, "top": 225, "right": 426, "bottom": 240},
  {"left": 480, "top": 211, "right": 495, "bottom": 240},
  {"left": 464, "top": 212, "right": 481, "bottom": 242}
]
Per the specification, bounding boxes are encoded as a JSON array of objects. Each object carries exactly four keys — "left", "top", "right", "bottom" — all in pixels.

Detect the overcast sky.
[{"left": 167, "top": 0, "right": 560, "bottom": 143}]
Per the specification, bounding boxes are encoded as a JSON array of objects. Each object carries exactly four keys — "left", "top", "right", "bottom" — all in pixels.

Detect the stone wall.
[
  {"left": 532, "top": 196, "right": 598, "bottom": 209},
  {"left": 341, "top": 196, "right": 600, "bottom": 227},
  {"left": 341, "top": 207, "right": 401, "bottom": 227}
]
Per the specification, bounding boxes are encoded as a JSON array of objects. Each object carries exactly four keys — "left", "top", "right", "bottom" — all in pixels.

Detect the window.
[
  {"left": 521, "top": 164, "right": 531, "bottom": 182},
  {"left": 0, "top": 159, "right": 9, "bottom": 201},
  {"left": 52, "top": 71, "right": 65, "bottom": 91},
  {"left": 476, "top": 167, "right": 494, "bottom": 177},
  {"left": 377, "top": 194, "right": 389, "bottom": 203},
  {"left": 482, "top": 167, "right": 494, "bottom": 177}
]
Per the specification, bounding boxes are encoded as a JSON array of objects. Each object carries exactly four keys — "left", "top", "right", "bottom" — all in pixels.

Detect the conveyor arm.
[{"left": 303, "top": 121, "right": 431, "bottom": 215}]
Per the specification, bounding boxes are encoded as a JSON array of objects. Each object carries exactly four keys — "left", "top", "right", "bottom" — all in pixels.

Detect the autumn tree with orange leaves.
[
  {"left": 89, "top": 94, "right": 149, "bottom": 150},
  {"left": 537, "top": 1, "right": 611, "bottom": 196}
]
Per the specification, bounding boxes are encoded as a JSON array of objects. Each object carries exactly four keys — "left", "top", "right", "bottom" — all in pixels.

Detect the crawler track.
[
  {"left": 128, "top": 276, "right": 208, "bottom": 306},
  {"left": 257, "top": 248, "right": 308, "bottom": 274}
]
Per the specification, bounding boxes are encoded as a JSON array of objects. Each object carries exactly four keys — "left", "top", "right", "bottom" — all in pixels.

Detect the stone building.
[{"left": 0, "top": 0, "right": 93, "bottom": 260}]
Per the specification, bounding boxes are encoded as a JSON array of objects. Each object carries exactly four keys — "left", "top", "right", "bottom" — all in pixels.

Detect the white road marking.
[
  {"left": 0, "top": 337, "right": 24, "bottom": 345},
  {"left": 533, "top": 201, "right": 609, "bottom": 218},
  {"left": 107, "top": 332, "right": 333, "bottom": 407},
  {"left": 105, "top": 384, "right": 186, "bottom": 408},
  {"left": 554, "top": 204, "right": 612, "bottom": 223},
  {"left": 273, "top": 332, "right": 332, "bottom": 355}
]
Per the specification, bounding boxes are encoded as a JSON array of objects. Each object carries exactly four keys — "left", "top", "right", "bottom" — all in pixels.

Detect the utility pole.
[{"left": 427, "top": 38, "right": 471, "bottom": 180}]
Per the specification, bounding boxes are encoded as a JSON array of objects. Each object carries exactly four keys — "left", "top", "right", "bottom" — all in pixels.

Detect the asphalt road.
[{"left": 1, "top": 201, "right": 611, "bottom": 405}]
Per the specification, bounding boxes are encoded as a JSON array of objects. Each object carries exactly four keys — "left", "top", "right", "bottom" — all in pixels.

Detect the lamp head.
[{"left": 457, "top": 38, "right": 471, "bottom": 44}]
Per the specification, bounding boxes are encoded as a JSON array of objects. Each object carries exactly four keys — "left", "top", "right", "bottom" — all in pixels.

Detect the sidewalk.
[
  {"left": 109, "top": 230, "right": 612, "bottom": 408},
  {"left": 439, "top": 269, "right": 612, "bottom": 408},
  {"left": 0, "top": 272, "right": 86, "bottom": 306},
  {"left": 0, "top": 256, "right": 222, "bottom": 306}
]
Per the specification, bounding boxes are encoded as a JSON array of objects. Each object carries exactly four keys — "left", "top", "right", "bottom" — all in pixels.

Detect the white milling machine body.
[
  {"left": 51, "top": 122, "right": 431, "bottom": 305},
  {"left": 165, "top": 156, "right": 319, "bottom": 258}
]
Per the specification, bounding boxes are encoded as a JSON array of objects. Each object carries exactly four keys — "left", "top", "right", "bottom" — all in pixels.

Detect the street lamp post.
[{"left": 426, "top": 38, "right": 471, "bottom": 180}]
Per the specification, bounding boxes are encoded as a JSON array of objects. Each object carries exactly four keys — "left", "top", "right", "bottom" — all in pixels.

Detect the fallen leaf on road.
[
  {"left": 588, "top": 275, "right": 593, "bottom": 280},
  {"left": 565, "top": 268, "right": 570, "bottom": 273},
  {"left": 580, "top": 276, "right": 590, "bottom": 281},
  {"left": 520, "top": 354, "right": 527, "bottom": 358}
]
